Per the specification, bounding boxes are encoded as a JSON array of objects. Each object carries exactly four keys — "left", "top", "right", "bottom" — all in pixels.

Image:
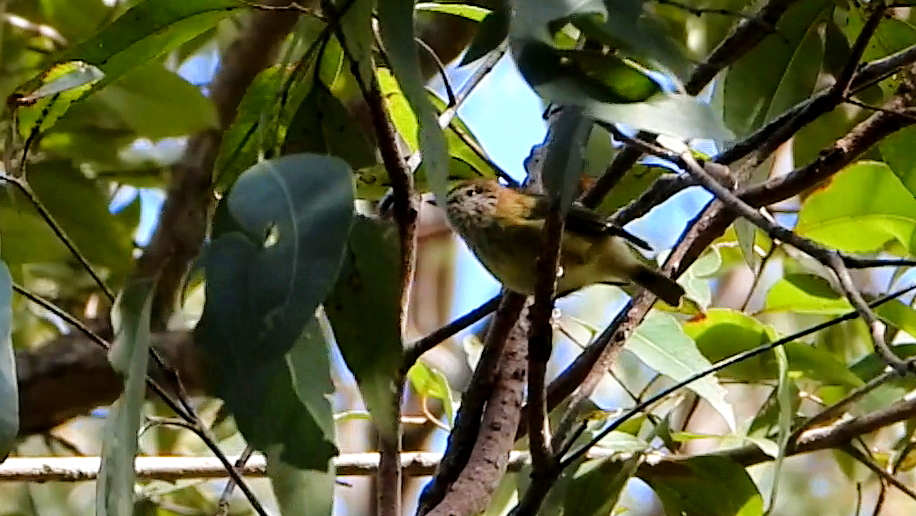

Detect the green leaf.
[
  {"left": 408, "top": 361, "right": 456, "bottom": 424},
  {"left": 265, "top": 319, "right": 336, "bottom": 516},
  {"left": 96, "top": 278, "right": 156, "bottom": 516},
  {"left": 14, "top": 61, "right": 104, "bottom": 140},
  {"left": 195, "top": 154, "right": 352, "bottom": 468},
  {"left": 460, "top": 7, "right": 508, "bottom": 65},
  {"left": 571, "top": 0, "right": 691, "bottom": 80},
  {"left": 768, "top": 346, "right": 791, "bottom": 512},
  {"left": 267, "top": 445, "right": 335, "bottom": 516},
  {"left": 0, "top": 262, "right": 16, "bottom": 458},
  {"left": 214, "top": 59, "right": 318, "bottom": 193},
  {"left": 639, "top": 456, "right": 764, "bottom": 516},
  {"left": 96, "top": 63, "right": 218, "bottom": 138},
  {"left": 880, "top": 126, "right": 916, "bottom": 197},
  {"left": 723, "top": 0, "right": 831, "bottom": 136},
  {"left": 415, "top": 2, "right": 491, "bottom": 22},
  {"left": 797, "top": 161, "right": 916, "bottom": 254},
  {"left": 378, "top": 0, "right": 450, "bottom": 200},
  {"left": 0, "top": 162, "right": 135, "bottom": 274},
  {"left": 563, "top": 457, "right": 639, "bottom": 516},
  {"left": 325, "top": 216, "right": 403, "bottom": 442},
  {"left": 628, "top": 313, "right": 736, "bottom": 430},
  {"left": 14, "top": 0, "right": 246, "bottom": 138},
  {"left": 765, "top": 274, "right": 916, "bottom": 339},
  {"left": 683, "top": 308, "right": 863, "bottom": 387}
]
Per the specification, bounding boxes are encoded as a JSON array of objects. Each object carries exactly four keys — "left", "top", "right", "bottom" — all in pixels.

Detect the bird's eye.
[{"left": 466, "top": 190, "right": 474, "bottom": 197}]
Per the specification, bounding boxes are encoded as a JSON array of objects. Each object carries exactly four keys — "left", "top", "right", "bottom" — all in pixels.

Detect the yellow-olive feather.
[{"left": 444, "top": 179, "right": 684, "bottom": 305}]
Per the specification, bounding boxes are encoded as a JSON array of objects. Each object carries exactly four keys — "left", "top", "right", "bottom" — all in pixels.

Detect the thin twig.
[
  {"left": 144, "top": 419, "right": 268, "bottom": 516},
  {"left": 214, "top": 445, "right": 255, "bottom": 516},
  {"left": 844, "top": 444, "right": 916, "bottom": 503},
  {"left": 12, "top": 283, "right": 266, "bottom": 514},
  {"left": 401, "top": 294, "right": 501, "bottom": 373},
  {"left": 677, "top": 151, "right": 910, "bottom": 371},
  {"left": 1, "top": 175, "right": 115, "bottom": 301},
  {"left": 561, "top": 283, "right": 916, "bottom": 469}
]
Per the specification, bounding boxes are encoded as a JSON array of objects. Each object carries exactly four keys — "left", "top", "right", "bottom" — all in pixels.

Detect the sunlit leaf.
[
  {"left": 797, "top": 161, "right": 916, "bottom": 255},
  {"left": 378, "top": 0, "right": 449, "bottom": 200},
  {"left": 628, "top": 313, "right": 736, "bottom": 430}
]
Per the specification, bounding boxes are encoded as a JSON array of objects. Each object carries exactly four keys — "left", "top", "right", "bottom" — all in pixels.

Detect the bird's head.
[{"left": 444, "top": 179, "right": 502, "bottom": 230}]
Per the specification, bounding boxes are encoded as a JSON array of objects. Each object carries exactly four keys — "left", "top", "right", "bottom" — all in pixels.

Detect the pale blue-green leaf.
[
  {"left": 628, "top": 313, "right": 736, "bottom": 430},
  {"left": 0, "top": 262, "right": 15, "bottom": 458},
  {"left": 97, "top": 279, "right": 156, "bottom": 516},
  {"left": 267, "top": 445, "right": 335, "bottom": 516}
]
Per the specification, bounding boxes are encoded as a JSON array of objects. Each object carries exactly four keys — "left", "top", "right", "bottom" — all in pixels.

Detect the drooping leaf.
[
  {"left": 628, "top": 312, "right": 736, "bottom": 430},
  {"left": 796, "top": 161, "right": 916, "bottom": 255},
  {"left": 460, "top": 7, "right": 508, "bottom": 65},
  {"left": 267, "top": 444, "right": 335, "bottom": 516},
  {"left": 96, "top": 279, "right": 156, "bottom": 516},
  {"left": 325, "top": 216, "right": 403, "bottom": 442},
  {"left": 415, "top": 2, "right": 490, "bottom": 22},
  {"left": 0, "top": 262, "right": 15, "bottom": 458},
  {"left": 378, "top": 0, "right": 450, "bottom": 200},
  {"left": 639, "top": 455, "right": 764, "bottom": 516},
  {"left": 214, "top": 57, "right": 318, "bottom": 193},
  {"left": 195, "top": 154, "right": 352, "bottom": 468},
  {"left": 13, "top": 0, "right": 247, "bottom": 138}
]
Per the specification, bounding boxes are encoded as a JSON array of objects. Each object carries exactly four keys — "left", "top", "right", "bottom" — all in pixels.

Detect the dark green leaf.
[
  {"left": 267, "top": 445, "right": 335, "bottom": 516},
  {"left": 723, "top": 0, "right": 831, "bottom": 136},
  {"left": 563, "top": 457, "right": 638, "bottom": 516},
  {"left": 195, "top": 154, "right": 352, "bottom": 468},
  {"left": 639, "top": 456, "right": 764, "bottom": 516},
  {"left": 96, "top": 278, "right": 156, "bottom": 516},
  {"left": 0, "top": 262, "right": 15, "bottom": 458},
  {"left": 325, "top": 216, "right": 403, "bottom": 442},
  {"left": 460, "top": 8, "right": 509, "bottom": 66}
]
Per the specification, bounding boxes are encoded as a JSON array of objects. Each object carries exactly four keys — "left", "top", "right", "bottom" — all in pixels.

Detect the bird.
[{"left": 444, "top": 178, "right": 684, "bottom": 306}]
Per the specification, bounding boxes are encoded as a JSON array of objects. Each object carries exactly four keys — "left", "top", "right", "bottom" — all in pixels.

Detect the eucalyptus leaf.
[
  {"left": 0, "top": 262, "right": 15, "bottom": 458},
  {"left": 97, "top": 279, "right": 156, "bottom": 516}
]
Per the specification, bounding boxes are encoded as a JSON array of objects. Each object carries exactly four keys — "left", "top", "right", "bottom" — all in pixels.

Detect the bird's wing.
[{"left": 516, "top": 192, "right": 653, "bottom": 250}]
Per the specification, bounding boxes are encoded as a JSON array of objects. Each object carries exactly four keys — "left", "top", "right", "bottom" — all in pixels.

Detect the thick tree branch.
[
  {"left": 427, "top": 307, "right": 529, "bottom": 516},
  {"left": 417, "top": 292, "right": 526, "bottom": 514}
]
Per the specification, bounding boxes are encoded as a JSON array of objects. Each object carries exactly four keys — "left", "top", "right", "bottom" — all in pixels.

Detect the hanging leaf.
[
  {"left": 378, "top": 0, "right": 450, "bottom": 200},
  {"left": 0, "top": 262, "right": 15, "bottom": 459},
  {"left": 195, "top": 154, "right": 352, "bottom": 468},
  {"left": 639, "top": 456, "right": 764, "bottom": 516},
  {"left": 96, "top": 279, "right": 156, "bottom": 516},
  {"left": 325, "top": 216, "right": 403, "bottom": 442},
  {"left": 628, "top": 312, "right": 736, "bottom": 430}
]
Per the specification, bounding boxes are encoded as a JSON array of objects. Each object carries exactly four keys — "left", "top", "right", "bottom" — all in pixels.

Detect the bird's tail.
[{"left": 632, "top": 266, "right": 684, "bottom": 306}]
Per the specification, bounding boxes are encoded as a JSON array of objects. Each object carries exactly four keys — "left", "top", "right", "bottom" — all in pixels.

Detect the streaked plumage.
[{"left": 445, "top": 179, "right": 684, "bottom": 305}]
